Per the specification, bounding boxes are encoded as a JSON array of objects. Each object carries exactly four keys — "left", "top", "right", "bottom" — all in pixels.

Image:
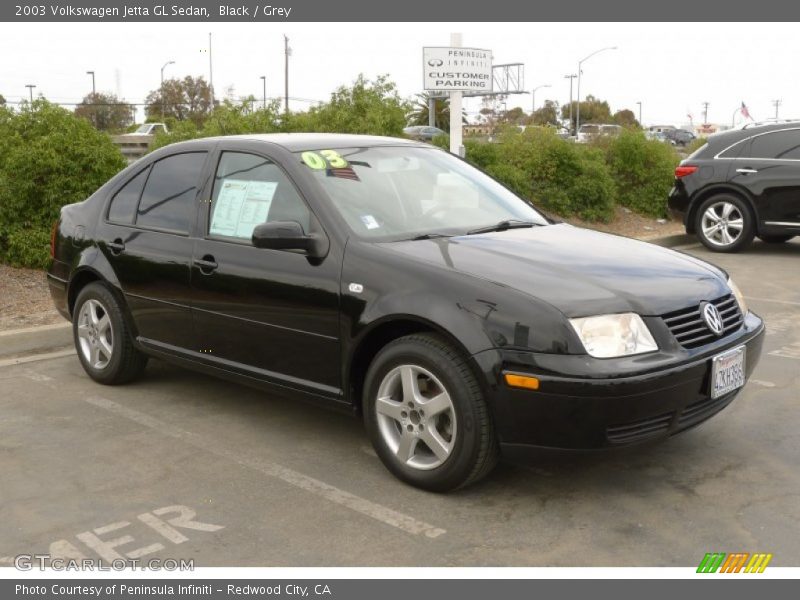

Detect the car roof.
[
  {"left": 184, "top": 133, "right": 425, "bottom": 152},
  {"left": 706, "top": 121, "right": 800, "bottom": 147}
]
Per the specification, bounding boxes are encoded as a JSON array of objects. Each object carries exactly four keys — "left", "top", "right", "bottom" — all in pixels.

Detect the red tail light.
[
  {"left": 675, "top": 165, "right": 698, "bottom": 178},
  {"left": 50, "top": 220, "right": 58, "bottom": 258}
]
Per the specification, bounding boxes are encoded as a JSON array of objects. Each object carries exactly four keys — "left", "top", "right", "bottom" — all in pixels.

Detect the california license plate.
[{"left": 710, "top": 346, "right": 746, "bottom": 399}]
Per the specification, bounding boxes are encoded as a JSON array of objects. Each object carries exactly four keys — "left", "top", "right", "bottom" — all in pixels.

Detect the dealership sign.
[{"left": 423, "top": 47, "right": 492, "bottom": 93}]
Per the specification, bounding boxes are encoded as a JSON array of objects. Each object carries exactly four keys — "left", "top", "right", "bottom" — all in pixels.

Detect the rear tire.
[
  {"left": 73, "top": 282, "right": 148, "bottom": 385},
  {"left": 363, "top": 333, "right": 498, "bottom": 492},
  {"left": 694, "top": 194, "right": 755, "bottom": 253},
  {"left": 758, "top": 234, "right": 794, "bottom": 244}
]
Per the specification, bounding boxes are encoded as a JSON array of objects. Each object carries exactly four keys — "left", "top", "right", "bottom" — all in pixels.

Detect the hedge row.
[
  {"left": 437, "top": 127, "right": 678, "bottom": 222},
  {"left": 0, "top": 101, "right": 126, "bottom": 268}
]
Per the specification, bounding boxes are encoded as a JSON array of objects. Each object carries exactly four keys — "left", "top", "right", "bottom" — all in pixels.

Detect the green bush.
[
  {"left": 603, "top": 129, "right": 678, "bottom": 217},
  {"left": 0, "top": 100, "right": 125, "bottom": 268}
]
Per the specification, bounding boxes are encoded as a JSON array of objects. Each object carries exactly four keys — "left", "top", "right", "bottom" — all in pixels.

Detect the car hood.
[{"left": 382, "top": 224, "right": 729, "bottom": 317}]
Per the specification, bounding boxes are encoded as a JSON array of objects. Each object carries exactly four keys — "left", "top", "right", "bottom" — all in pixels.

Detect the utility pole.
[
  {"left": 636, "top": 101, "right": 642, "bottom": 126},
  {"left": 564, "top": 74, "right": 576, "bottom": 133},
  {"left": 702, "top": 101, "right": 710, "bottom": 125},
  {"left": 284, "top": 34, "right": 290, "bottom": 113},
  {"left": 772, "top": 99, "right": 781, "bottom": 120},
  {"left": 25, "top": 84, "right": 36, "bottom": 103},
  {"left": 208, "top": 32, "right": 214, "bottom": 103},
  {"left": 86, "top": 71, "right": 95, "bottom": 95},
  {"left": 260, "top": 76, "right": 267, "bottom": 110}
]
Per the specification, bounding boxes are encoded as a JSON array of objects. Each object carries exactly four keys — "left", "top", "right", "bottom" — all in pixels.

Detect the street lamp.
[
  {"left": 576, "top": 46, "right": 618, "bottom": 134},
  {"left": 531, "top": 84, "right": 551, "bottom": 114},
  {"left": 86, "top": 71, "right": 95, "bottom": 96},
  {"left": 260, "top": 76, "right": 266, "bottom": 110},
  {"left": 636, "top": 101, "right": 642, "bottom": 126},
  {"left": 160, "top": 60, "right": 175, "bottom": 118},
  {"left": 25, "top": 84, "right": 36, "bottom": 103}
]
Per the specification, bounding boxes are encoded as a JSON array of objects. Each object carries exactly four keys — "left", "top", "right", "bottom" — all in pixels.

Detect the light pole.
[
  {"left": 25, "top": 84, "right": 36, "bottom": 103},
  {"left": 576, "top": 46, "right": 617, "bottom": 134},
  {"left": 284, "top": 34, "right": 291, "bottom": 113},
  {"left": 208, "top": 32, "right": 214, "bottom": 103},
  {"left": 260, "top": 76, "right": 266, "bottom": 110},
  {"left": 564, "top": 74, "right": 576, "bottom": 133},
  {"left": 531, "top": 84, "right": 551, "bottom": 115},
  {"left": 86, "top": 71, "right": 95, "bottom": 96},
  {"left": 636, "top": 101, "right": 642, "bottom": 126},
  {"left": 160, "top": 60, "right": 175, "bottom": 118}
]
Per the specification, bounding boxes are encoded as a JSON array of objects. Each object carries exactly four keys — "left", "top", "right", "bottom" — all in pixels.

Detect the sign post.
[{"left": 423, "top": 39, "right": 492, "bottom": 157}]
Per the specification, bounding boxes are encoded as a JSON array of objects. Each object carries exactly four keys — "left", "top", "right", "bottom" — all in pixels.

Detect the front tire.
[
  {"left": 363, "top": 333, "right": 498, "bottom": 492},
  {"left": 694, "top": 194, "right": 755, "bottom": 253},
  {"left": 73, "top": 282, "right": 148, "bottom": 385}
]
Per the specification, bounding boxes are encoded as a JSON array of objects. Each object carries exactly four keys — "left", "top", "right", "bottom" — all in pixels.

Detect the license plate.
[{"left": 710, "top": 345, "right": 746, "bottom": 399}]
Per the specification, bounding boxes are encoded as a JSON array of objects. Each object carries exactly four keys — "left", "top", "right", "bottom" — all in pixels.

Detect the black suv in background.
[
  {"left": 666, "top": 129, "right": 696, "bottom": 147},
  {"left": 669, "top": 122, "right": 800, "bottom": 252}
]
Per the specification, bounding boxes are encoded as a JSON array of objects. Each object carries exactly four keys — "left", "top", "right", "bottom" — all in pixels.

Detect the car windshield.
[
  {"left": 135, "top": 124, "right": 151, "bottom": 133},
  {"left": 298, "top": 146, "right": 547, "bottom": 240}
]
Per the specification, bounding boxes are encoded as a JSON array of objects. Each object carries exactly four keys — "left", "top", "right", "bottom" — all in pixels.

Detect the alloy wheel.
[
  {"left": 701, "top": 201, "right": 744, "bottom": 247},
  {"left": 374, "top": 364, "right": 457, "bottom": 470},
  {"left": 77, "top": 298, "right": 114, "bottom": 370}
]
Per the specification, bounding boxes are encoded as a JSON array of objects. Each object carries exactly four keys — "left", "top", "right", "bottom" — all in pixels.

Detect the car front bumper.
[{"left": 471, "top": 312, "right": 765, "bottom": 457}]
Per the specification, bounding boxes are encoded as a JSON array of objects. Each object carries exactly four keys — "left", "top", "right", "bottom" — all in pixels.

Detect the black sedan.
[
  {"left": 669, "top": 122, "right": 800, "bottom": 251},
  {"left": 48, "top": 134, "right": 764, "bottom": 491}
]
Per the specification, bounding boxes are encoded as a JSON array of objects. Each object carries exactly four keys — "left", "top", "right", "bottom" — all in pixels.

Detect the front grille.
[
  {"left": 661, "top": 295, "right": 743, "bottom": 349},
  {"left": 676, "top": 392, "right": 737, "bottom": 430},
  {"left": 607, "top": 411, "right": 673, "bottom": 445}
]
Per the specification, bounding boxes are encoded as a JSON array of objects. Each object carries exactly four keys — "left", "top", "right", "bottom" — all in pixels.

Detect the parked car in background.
[
  {"left": 669, "top": 122, "right": 800, "bottom": 251},
  {"left": 49, "top": 133, "right": 764, "bottom": 491},
  {"left": 122, "top": 123, "right": 169, "bottom": 136},
  {"left": 666, "top": 129, "right": 696, "bottom": 147},
  {"left": 576, "top": 124, "right": 621, "bottom": 143},
  {"left": 403, "top": 125, "right": 446, "bottom": 142}
]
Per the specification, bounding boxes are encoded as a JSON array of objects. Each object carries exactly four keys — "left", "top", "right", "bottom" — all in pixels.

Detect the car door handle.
[
  {"left": 193, "top": 255, "right": 218, "bottom": 273},
  {"left": 107, "top": 239, "right": 125, "bottom": 254},
  {"left": 736, "top": 168, "right": 758, "bottom": 174}
]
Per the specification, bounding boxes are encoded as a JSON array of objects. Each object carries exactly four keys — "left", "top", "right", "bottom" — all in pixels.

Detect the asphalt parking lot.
[{"left": 1, "top": 238, "right": 798, "bottom": 567}]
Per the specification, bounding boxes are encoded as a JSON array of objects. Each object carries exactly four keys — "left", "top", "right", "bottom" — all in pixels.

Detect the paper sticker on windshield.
[{"left": 360, "top": 215, "right": 380, "bottom": 230}]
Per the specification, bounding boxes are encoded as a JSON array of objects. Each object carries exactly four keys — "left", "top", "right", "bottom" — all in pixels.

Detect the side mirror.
[{"left": 251, "top": 221, "right": 328, "bottom": 258}]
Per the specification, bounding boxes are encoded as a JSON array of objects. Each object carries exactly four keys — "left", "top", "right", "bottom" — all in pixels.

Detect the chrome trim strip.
[
  {"left": 763, "top": 221, "right": 800, "bottom": 227},
  {"left": 713, "top": 126, "right": 800, "bottom": 160}
]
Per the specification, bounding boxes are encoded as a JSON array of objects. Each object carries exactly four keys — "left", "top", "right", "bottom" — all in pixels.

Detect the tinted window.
[
  {"left": 137, "top": 152, "right": 207, "bottom": 233},
  {"left": 108, "top": 167, "right": 149, "bottom": 224},
  {"left": 208, "top": 152, "right": 310, "bottom": 241},
  {"left": 747, "top": 130, "right": 800, "bottom": 159}
]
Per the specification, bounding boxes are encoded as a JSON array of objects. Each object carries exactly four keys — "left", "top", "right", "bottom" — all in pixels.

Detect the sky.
[{"left": 1, "top": 21, "right": 798, "bottom": 128}]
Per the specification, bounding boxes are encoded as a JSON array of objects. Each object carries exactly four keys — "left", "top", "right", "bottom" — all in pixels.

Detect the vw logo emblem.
[
  {"left": 701, "top": 302, "right": 724, "bottom": 336},
  {"left": 427, "top": 59, "right": 443, "bottom": 67}
]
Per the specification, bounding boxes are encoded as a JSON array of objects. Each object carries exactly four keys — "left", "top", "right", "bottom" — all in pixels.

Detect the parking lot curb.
[
  {"left": 0, "top": 321, "right": 72, "bottom": 360},
  {"left": 642, "top": 233, "right": 696, "bottom": 248}
]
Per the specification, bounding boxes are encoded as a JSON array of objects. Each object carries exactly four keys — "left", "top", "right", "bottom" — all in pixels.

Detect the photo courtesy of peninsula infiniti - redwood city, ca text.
[{"left": 47, "top": 133, "right": 765, "bottom": 492}]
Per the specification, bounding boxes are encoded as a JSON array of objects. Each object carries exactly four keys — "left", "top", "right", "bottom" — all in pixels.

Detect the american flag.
[{"left": 740, "top": 102, "right": 752, "bottom": 120}]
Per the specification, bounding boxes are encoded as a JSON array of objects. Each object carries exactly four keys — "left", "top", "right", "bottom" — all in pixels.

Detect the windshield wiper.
[
  {"left": 408, "top": 232, "right": 454, "bottom": 241},
  {"left": 466, "top": 219, "right": 539, "bottom": 235}
]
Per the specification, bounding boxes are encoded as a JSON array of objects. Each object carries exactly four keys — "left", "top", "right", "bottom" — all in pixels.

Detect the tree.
[
  {"left": 407, "top": 92, "right": 457, "bottom": 129},
  {"left": 497, "top": 106, "right": 527, "bottom": 125},
  {"left": 74, "top": 92, "right": 134, "bottom": 132},
  {"left": 530, "top": 100, "right": 560, "bottom": 126},
  {"left": 144, "top": 76, "right": 214, "bottom": 126},
  {"left": 0, "top": 94, "right": 5, "bottom": 106},
  {"left": 297, "top": 74, "right": 410, "bottom": 136},
  {"left": 561, "top": 95, "right": 612, "bottom": 130},
  {"left": 612, "top": 109, "right": 639, "bottom": 128}
]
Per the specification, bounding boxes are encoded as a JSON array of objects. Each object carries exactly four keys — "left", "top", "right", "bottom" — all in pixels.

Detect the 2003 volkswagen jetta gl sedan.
[{"left": 48, "top": 134, "right": 765, "bottom": 491}]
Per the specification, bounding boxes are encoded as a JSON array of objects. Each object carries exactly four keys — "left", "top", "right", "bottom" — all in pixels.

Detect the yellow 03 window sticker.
[{"left": 301, "top": 150, "right": 349, "bottom": 170}]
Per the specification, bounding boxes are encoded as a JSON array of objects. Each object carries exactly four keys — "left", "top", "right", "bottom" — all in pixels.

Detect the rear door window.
[
  {"left": 747, "top": 130, "right": 800, "bottom": 160},
  {"left": 107, "top": 167, "right": 149, "bottom": 224},
  {"left": 208, "top": 151, "right": 310, "bottom": 241},
  {"left": 137, "top": 152, "right": 207, "bottom": 233}
]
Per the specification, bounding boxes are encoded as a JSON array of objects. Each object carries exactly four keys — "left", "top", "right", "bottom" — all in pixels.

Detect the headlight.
[
  {"left": 727, "top": 277, "right": 748, "bottom": 315},
  {"left": 569, "top": 313, "right": 658, "bottom": 358}
]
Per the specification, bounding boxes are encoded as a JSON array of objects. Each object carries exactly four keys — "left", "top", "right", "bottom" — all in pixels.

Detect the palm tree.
[{"left": 407, "top": 92, "right": 464, "bottom": 129}]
